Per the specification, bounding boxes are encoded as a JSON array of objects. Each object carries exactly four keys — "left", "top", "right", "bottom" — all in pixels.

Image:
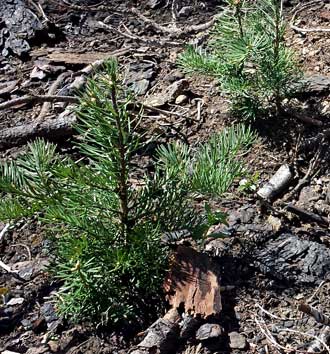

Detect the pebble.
[
  {"left": 175, "top": 94, "right": 188, "bottom": 105},
  {"left": 196, "top": 323, "right": 223, "bottom": 341},
  {"left": 178, "top": 6, "right": 193, "bottom": 17},
  {"left": 229, "top": 331, "right": 248, "bottom": 350}
]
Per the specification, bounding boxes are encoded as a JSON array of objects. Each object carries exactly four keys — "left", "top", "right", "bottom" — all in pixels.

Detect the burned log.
[
  {"left": 253, "top": 234, "right": 330, "bottom": 285},
  {"left": 130, "top": 309, "right": 180, "bottom": 354}
]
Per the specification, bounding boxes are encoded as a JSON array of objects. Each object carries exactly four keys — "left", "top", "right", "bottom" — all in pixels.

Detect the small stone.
[
  {"left": 175, "top": 94, "right": 188, "bottom": 105},
  {"left": 131, "top": 79, "right": 150, "bottom": 96},
  {"left": 30, "top": 67, "right": 47, "bottom": 80},
  {"left": 178, "top": 6, "right": 193, "bottom": 17},
  {"left": 41, "top": 303, "right": 58, "bottom": 324},
  {"left": 196, "top": 323, "right": 223, "bottom": 341},
  {"left": 6, "top": 297, "right": 24, "bottom": 306},
  {"left": 21, "top": 318, "right": 32, "bottom": 329},
  {"left": 229, "top": 331, "right": 248, "bottom": 350},
  {"left": 165, "top": 70, "right": 184, "bottom": 82},
  {"left": 304, "top": 75, "right": 330, "bottom": 94}
]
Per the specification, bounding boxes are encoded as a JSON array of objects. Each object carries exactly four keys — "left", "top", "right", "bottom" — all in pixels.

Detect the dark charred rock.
[
  {"left": 126, "top": 62, "right": 157, "bottom": 96},
  {"left": 0, "top": 0, "right": 57, "bottom": 57},
  {"left": 180, "top": 314, "right": 200, "bottom": 340},
  {"left": 253, "top": 234, "right": 330, "bottom": 285}
]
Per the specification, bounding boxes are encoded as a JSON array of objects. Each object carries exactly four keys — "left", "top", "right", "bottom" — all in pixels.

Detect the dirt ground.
[{"left": 1, "top": 0, "right": 330, "bottom": 353}]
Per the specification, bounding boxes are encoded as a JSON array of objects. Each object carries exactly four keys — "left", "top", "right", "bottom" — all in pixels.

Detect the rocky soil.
[{"left": 1, "top": 0, "right": 330, "bottom": 353}]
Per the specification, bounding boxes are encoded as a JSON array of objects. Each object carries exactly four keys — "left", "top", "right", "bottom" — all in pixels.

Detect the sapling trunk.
[
  {"left": 110, "top": 82, "right": 129, "bottom": 242},
  {"left": 273, "top": 0, "right": 283, "bottom": 114}
]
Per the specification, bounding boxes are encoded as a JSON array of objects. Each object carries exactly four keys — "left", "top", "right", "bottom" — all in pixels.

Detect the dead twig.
[
  {"left": 0, "top": 95, "right": 78, "bottom": 111},
  {"left": 10, "top": 243, "right": 32, "bottom": 261},
  {"left": 281, "top": 146, "right": 322, "bottom": 203},
  {"left": 278, "top": 328, "right": 330, "bottom": 354},
  {"left": 0, "top": 223, "right": 10, "bottom": 241},
  {"left": 290, "top": 0, "right": 330, "bottom": 33},
  {"left": 131, "top": 7, "right": 221, "bottom": 37},
  {"left": 143, "top": 103, "right": 184, "bottom": 117},
  {"left": 308, "top": 280, "right": 327, "bottom": 302},
  {"left": 308, "top": 327, "right": 330, "bottom": 353},
  {"left": 285, "top": 203, "right": 329, "bottom": 226},
  {"left": 254, "top": 317, "right": 288, "bottom": 353}
]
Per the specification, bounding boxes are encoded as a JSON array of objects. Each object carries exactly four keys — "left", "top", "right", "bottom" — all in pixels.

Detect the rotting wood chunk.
[{"left": 164, "top": 245, "right": 222, "bottom": 318}]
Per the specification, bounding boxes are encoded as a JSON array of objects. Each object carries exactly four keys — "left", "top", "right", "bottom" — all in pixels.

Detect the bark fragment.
[{"left": 164, "top": 246, "right": 222, "bottom": 318}]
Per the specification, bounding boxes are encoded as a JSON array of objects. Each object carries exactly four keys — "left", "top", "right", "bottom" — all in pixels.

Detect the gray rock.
[
  {"left": 126, "top": 62, "right": 156, "bottom": 96},
  {"left": 21, "top": 318, "right": 32, "bottom": 330},
  {"left": 229, "top": 331, "right": 248, "bottom": 350},
  {"left": 144, "top": 79, "right": 189, "bottom": 107},
  {"left": 196, "top": 323, "right": 223, "bottom": 341},
  {"left": 298, "top": 186, "right": 320, "bottom": 207},
  {"left": 131, "top": 79, "right": 150, "bottom": 96},
  {"left": 41, "top": 303, "right": 58, "bottom": 324},
  {"left": 137, "top": 317, "right": 179, "bottom": 354}
]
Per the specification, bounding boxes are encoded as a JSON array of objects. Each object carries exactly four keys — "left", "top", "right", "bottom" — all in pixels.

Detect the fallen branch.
[
  {"left": 257, "top": 164, "right": 293, "bottom": 201},
  {"left": 290, "top": 0, "right": 330, "bottom": 33},
  {"left": 294, "top": 115, "right": 323, "bottom": 127},
  {"left": 285, "top": 203, "right": 329, "bottom": 226},
  {"left": 0, "top": 95, "right": 78, "bottom": 110},
  {"left": 0, "top": 110, "right": 76, "bottom": 150},
  {"left": 290, "top": 24, "right": 330, "bottom": 33},
  {"left": 0, "top": 223, "right": 10, "bottom": 241}
]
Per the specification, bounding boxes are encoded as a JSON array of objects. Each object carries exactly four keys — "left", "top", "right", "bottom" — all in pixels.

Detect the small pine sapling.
[
  {"left": 178, "top": 0, "right": 301, "bottom": 120},
  {"left": 0, "top": 60, "right": 199, "bottom": 325}
]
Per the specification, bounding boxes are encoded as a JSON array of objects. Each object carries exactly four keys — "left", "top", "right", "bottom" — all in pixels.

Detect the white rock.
[{"left": 6, "top": 297, "right": 24, "bottom": 306}]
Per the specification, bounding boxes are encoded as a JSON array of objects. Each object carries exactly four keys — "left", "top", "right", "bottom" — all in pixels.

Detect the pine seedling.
[
  {"left": 0, "top": 59, "right": 200, "bottom": 325},
  {"left": 178, "top": 0, "right": 301, "bottom": 120},
  {"left": 156, "top": 124, "right": 256, "bottom": 196}
]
